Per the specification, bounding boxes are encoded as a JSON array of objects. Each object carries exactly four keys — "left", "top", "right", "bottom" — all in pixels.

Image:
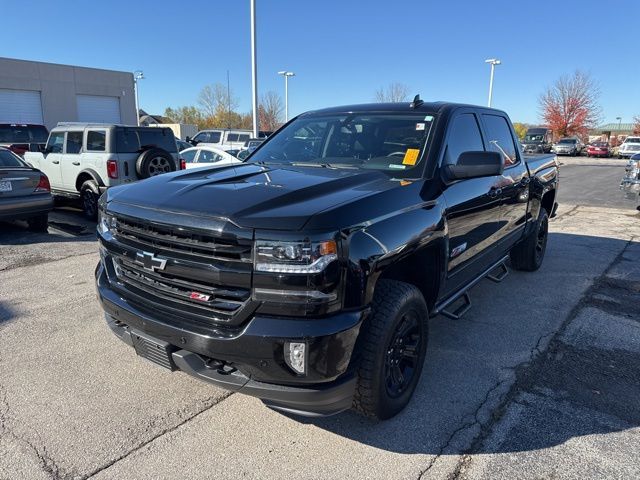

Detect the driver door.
[{"left": 41, "top": 131, "right": 65, "bottom": 190}]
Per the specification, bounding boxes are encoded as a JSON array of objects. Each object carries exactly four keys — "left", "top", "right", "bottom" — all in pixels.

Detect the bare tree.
[
  {"left": 634, "top": 115, "right": 640, "bottom": 135},
  {"left": 258, "top": 91, "right": 284, "bottom": 132},
  {"left": 198, "top": 84, "right": 239, "bottom": 119},
  {"left": 374, "top": 82, "right": 411, "bottom": 102},
  {"left": 539, "top": 71, "right": 602, "bottom": 138}
]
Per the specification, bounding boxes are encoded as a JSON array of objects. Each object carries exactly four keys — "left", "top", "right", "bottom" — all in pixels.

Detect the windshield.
[
  {"left": 0, "top": 125, "right": 48, "bottom": 143},
  {"left": 624, "top": 137, "right": 640, "bottom": 144},
  {"left": 524, "top": 134, "right": 545, "bottom": 143},
  {"left": 591, "top": 142, "right": 608, "bottom": 147},
  {"left": 249, "top": 112, "right": 435, "bottom": 172},
  {"left": 558, "top": 139, "right": 576, "bottom": 144}
]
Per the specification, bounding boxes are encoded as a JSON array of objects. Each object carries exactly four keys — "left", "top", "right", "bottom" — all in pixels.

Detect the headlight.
[
  {"left": 255, "top": 239, "right": 337, "bottom": 273},
  {"left": 97, "top": 210, "right": 117, "bottom": 235}
]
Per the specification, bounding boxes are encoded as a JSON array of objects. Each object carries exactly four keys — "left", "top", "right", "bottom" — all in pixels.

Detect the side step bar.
[{"left": 435, "top": 256, "right": 510, "bottom": 320}]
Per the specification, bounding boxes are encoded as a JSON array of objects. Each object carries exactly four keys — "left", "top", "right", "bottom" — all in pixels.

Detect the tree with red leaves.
[{"left": 539, "top": 71, "right": 602, "bottom": 139}]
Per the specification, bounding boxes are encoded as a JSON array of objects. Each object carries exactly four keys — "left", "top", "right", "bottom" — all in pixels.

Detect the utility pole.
[
  {"left": 250, "top": 0, "right": 259, "bottom": 138},
  {"left": 278, "top": 71, "right": 295, "bottom": 122},
  {"left": 133, "top": 70, "right": 144, "bottom": 126}
]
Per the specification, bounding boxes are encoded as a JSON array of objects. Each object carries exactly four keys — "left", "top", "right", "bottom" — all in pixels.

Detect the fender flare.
[{"left": 75, "top": 168, "right": 105, "bottom": 192}]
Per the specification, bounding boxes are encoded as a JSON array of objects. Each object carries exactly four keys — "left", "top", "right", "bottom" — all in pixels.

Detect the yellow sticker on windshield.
[{"left": 403, "top": 149, "right": 420, "bottom": 166}]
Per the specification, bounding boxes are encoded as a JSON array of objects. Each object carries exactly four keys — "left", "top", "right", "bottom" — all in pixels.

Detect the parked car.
[
  {"left": 95, "top": 100, "right": 558, "bottom": 420},
  {"left": 587, "top": 141, "right": 610, "bottom": 158},
  {"left": 0, "top": 147, "right": 52, "bottom": 231},
  {"left": 180, "top": 146, "right": 241, "bottom": 169},
  {"left": 618, "top": 136, "right": 640, "bottom": 159},
  {"left": 187, "top": 129, "right": 270, "bottom": 150},
  {"left": 0, "top": 123, "right": 49, "bottom": 156},
  {"left": 620, "top": 153, "right": 640, "bottom": 211},
  {"left": 522, "top": 127, "right": 553, "bottom": 154},
  {"left": 244, "top": 138, "right": 264, "bottom": 152},
  {"left": 552, "top": 137, "right": 583, "bottom": 156},
  {"left": 24, "top": 123, "right": 182, "bottom": 219},
  {"left": 176, "top": 138, "right": 191, "bottom": 152}
]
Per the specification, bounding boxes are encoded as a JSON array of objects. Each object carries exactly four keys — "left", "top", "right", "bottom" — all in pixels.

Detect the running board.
[{"left": 434, "top": 256, "right": 510, "bottom": 320}]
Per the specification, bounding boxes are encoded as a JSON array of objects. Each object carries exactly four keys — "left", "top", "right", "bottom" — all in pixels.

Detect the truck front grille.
[{"left": 106, "top": 214, "right": 256, "bottom": 327}]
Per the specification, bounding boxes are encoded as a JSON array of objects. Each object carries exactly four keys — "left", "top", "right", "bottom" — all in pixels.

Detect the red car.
[{"left": 587, "top": 141, "right": 610, "bottom": 158}]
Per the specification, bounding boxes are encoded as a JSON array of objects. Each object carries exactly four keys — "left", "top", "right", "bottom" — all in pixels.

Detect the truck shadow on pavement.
[{"left": 286, "top": 233, "right": 640, "bottom": 456}]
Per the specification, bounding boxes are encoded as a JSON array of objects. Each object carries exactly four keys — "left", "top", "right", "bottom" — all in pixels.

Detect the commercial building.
[{"left": 0, "top": 57, "right": 137, "bottom": 129}]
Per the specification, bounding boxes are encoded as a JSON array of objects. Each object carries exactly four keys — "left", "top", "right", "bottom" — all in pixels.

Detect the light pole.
[
  {"left": 485, "top": 58, "right": 501, "bottom": 107},
  {"left": 250, "top": 0, "right": 259, "bottom": 138},
  {"left": 133, "top": 70, "right": 144, "bottom": 126},
  {"left": 278, "top": 71, "right": 295, "bottom": 122}
]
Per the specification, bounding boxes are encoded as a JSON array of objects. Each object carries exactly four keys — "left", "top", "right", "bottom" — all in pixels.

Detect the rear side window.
[
  {"left": 181, "top": 149, "right": 197, "bottom": 162},
  {"left": 0, "top": 149, "right": 25, "bottom": 167},
  {"left": 46, "top": 132, "right": 65, "bottom": 153},
  {"left": 87, "top": 131, "right": 106, "bottom": 151},
  {"left": 444, "top": 114, "right": 484, "bottom": 165},
  {"left": 115, "top": 128, "right": 177, "bottom": 153},
  {"left": 226, "top": 133, "right": 239, "bottom": 142},
  {"left": 199, "top": 150, "right": 223, "bottom": 163},
  {"left": 482, "top": 115, "right": 518, "bottom": 166},
  {"left": 66, "top": 131, "right": 83, "bottom": 154},
  {"left": 237, "top": 134, "right": 250, "bottom": 143}
]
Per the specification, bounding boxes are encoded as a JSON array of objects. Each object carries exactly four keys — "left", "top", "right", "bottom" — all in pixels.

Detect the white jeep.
[{"left": 24, "top": 123, "right": 181, "bottom": 218}]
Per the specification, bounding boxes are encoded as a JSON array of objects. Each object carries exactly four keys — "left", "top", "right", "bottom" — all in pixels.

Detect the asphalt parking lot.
[{"left": 1, "top": 157, "right": 639, "bottom": 479}]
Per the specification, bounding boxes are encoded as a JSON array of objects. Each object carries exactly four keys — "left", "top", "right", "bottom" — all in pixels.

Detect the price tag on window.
[{"left": 402, "top": 148, "right": 420, "bottom": 166}]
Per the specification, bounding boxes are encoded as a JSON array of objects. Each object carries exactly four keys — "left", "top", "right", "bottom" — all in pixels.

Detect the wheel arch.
[{"left": 75, "top": 169, "right": 105, "bottom": 192}]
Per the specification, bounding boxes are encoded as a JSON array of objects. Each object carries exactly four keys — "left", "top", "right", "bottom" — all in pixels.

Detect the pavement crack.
[{"left": 82, "top": 391, "right": 234, "bottom": 479}]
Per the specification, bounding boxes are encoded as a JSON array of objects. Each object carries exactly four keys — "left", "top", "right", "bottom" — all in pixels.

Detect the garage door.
[
  {"left": 0, "top": 89, "right": 44, "bottom": 124},
  {"left": 76, "top": 95, "right": 121, "bottom": 123}
]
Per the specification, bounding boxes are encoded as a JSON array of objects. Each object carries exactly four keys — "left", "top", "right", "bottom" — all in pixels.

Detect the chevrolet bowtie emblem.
[{"left": 136, "top": 251, "right": 167, "bottom": 272}]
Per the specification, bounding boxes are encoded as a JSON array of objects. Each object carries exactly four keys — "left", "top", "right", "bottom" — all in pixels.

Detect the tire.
[
  {"left": 510, "top": 208, "right": 549, "bottom": 272},
  {"left": 80, "top": 180, "right": 100, "bottom": 220},
  {"left": 135, "top": 148, "right": 176, "bottom": 179},
  {"left": 27, "top": 214, "right": 48, "bottom": 232},
  {"left": 353, "top": 280, "right": 429, "bottom": 420}
]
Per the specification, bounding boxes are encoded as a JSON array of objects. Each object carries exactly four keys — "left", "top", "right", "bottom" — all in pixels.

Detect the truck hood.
[{"left": 105, "top": 163, "right": 400, "bottom": 231}]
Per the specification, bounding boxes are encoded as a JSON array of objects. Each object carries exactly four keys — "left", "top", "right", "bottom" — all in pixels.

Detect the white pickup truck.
[{"left": 25, "top": 123, "right": 181, "bottom": 218}]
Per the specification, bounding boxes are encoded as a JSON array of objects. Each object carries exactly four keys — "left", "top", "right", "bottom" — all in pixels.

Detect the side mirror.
[
  {"left": 185, "top": 136, "right": 191, "bottom": 143},
  {"left": 444, "top": 151, "right": 504, "bottom": 180}
]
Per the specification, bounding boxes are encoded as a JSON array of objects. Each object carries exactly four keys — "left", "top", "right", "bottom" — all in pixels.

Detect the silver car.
[
  {"left": 620, "top": 153, "right": 640, "bottom": 211},
  {"left": 0, "top": 147, "right": 53, "bottom": 231}
]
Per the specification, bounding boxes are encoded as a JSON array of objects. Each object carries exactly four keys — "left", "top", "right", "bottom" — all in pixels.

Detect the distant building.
[
  {"left": 591, "top": 122, "right": 636, "bottom": 143},
  {"left": 0, "top": 57, "right": 137, "bottom": 129}
]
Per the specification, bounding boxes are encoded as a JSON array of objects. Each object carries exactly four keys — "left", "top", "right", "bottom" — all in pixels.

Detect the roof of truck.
[{"left": 301, "top": 101, "right": 506, "bottom": 117}]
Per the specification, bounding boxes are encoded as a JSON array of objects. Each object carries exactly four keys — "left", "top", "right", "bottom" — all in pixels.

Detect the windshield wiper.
[{"left": 290, "top": 162, "right": 361, "bottom": 169}]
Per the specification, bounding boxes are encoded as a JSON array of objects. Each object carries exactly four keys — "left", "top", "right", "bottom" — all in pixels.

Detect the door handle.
[
  {"left": 72, "top": 161, "right": 80, "bottom": 166},
  {"left": 52, "top": 160, "right": 60, "bottom": 164},
  {"left": 487, "top": 187, "right": 502, "bottom": 198}
]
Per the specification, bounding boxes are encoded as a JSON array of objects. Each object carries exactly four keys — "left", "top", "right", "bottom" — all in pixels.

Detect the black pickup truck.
[{"left": 96, "top": 100, "right": 559, "bottom": 419}]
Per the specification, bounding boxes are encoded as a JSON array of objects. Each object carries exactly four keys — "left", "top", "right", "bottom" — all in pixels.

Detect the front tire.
[
  {"left": 353, "top": 280, "right": 429, "bottom": 420},
  {"left": 510, "top": 209, "right": 549, "bottom": 271},
  {"left": 80, "top": 180, "right": 100, "bottom": 220}
]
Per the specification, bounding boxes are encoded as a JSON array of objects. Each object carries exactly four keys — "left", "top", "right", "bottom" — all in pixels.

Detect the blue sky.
[{"left": 1, "top": 0, "right": 638, "bottom": 124}]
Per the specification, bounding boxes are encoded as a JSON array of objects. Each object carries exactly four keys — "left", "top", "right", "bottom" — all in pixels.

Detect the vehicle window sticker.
[{"left": 402, "top": 148, "right": 420, "bottom": 166}]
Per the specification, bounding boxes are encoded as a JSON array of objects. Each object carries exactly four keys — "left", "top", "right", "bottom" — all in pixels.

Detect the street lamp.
[
  {"left": 278, "top": 71, "right": 295, "bottom": 122},
  {"left": 250, "top": 0, "right": 259, "bottom": 138},
  {"left": 485, "top": 58, "right": 501, "bottom": 107},
  {"left": 133, "top": 70, "right": 144, "bottom": 126}
]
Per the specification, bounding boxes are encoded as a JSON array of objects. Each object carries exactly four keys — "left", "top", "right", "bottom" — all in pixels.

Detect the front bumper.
[{"left": 96, "top": 263, "right": 366, "bottom": 416}]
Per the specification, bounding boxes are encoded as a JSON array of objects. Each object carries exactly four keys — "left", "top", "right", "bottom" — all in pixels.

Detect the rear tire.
[
  {"left": 135, "top": 148, "right": 176, "bottom": 179},
  {"left": 353, "top": 280, "right": 429, "bottom": 420},
  {"left": 510, "top": 209, "right": 549, "bottom": 272},
  {"left": 80, "top": 180, "right": 100, "bottom": 220},
  {"left": 27, "top": 214, "right": 48, "bottom": 232}
]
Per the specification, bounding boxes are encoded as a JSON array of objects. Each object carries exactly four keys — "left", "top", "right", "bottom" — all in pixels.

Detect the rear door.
[
  {"left": 41, "top": 131, "right": 65, "bottom": 189},
  {"left": 480, "top": 113, "right": 530, "bottom": 252},
  {"left": 441, "top": 110, "right": 502, "bottom": 297},
  {"left": 60, "top": 130, "right": 84, "bottom": 192}
]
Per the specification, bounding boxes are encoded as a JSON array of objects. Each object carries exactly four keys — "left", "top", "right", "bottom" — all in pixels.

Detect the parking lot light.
[
  {"left": 133, "top": 70, "right": 145, "bottom": 126},
  {"left": 485, "top": 59, "right": 501, "bottom": 107},
  {"left": 278, "top": 71, "right": 295, "bottom": 122}
]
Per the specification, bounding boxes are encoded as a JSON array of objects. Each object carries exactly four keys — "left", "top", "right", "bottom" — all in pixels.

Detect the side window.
[
  {"left": 46, "top": 132, "right": 65, "bottom": 153},
  {"left": 199, "top": 150, "right": 222, "bottom": 163},
  {"left": 209, "top": 132, "right": 221, "bottom": 143},
  {"left": 444, "top": 114, "right": 484, "bottom": 165},
  {"left": 193, "top": 132, "right": 208, "bottom": 143},
  {"left": 238, "top": 134, "right": 250, "bottom": 143},
  {"left": 226, "top": 133, "right": 239, "bottom": 142},
  {"left": 482, "top": 114, "right": 518, "bottom": 167},
  {"left": 181, "top": 150, "right": 197, "bottom": 162},
  {"left": 66, "top": 131, "right": 83, "bottom": 154},
  {"left": 87, "top": 131, "right": 106, "bottom": 151}
]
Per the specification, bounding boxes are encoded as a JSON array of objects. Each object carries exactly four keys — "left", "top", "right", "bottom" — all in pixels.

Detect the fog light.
[{"left": 285, "top": 341, "right": 306, "bottom": 375}]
